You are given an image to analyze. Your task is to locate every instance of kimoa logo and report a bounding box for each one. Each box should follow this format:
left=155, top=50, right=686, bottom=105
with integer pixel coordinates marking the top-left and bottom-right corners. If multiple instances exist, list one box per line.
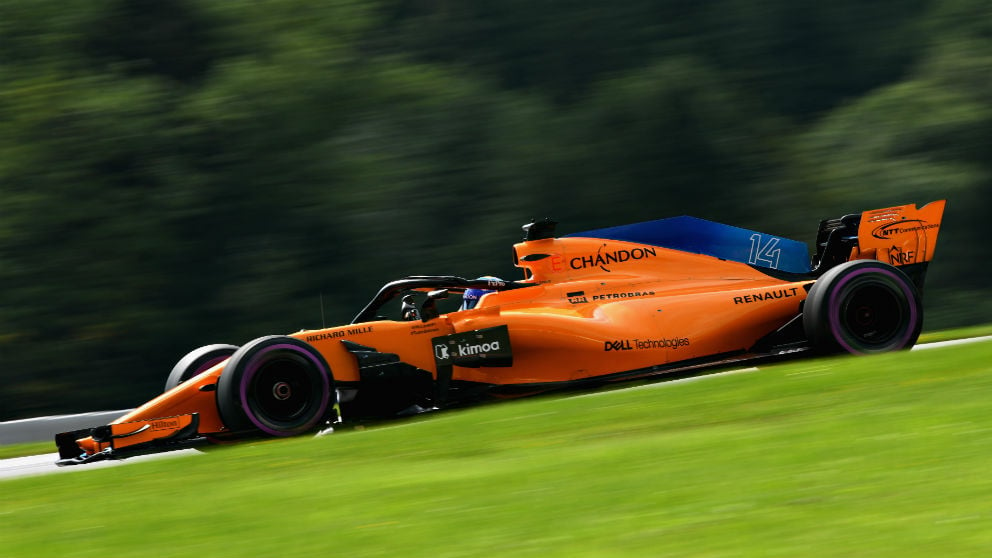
left=434, top=344, right=450, bottom=360
left=455, top=340, right=501, bottom=357
left=434, top=340, right=503, bottom=360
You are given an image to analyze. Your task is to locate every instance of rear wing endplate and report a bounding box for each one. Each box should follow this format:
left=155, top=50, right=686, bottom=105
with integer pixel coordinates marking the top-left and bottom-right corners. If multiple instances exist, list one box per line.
left=856, top=200, right=946, bottom=266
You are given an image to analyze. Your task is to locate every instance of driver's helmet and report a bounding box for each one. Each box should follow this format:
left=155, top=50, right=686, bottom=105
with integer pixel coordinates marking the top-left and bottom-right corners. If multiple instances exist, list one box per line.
left=460, top=276, right=501, bottom=310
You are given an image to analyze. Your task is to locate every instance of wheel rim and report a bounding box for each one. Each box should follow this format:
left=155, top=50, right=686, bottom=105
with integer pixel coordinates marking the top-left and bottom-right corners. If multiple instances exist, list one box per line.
left=827, top=267, right=918, bottom=353
left=236, top=343, right=331, bottom=435
left=248, top=356, right=315, bottom=423
left=840, top=283, right=903, bottom=346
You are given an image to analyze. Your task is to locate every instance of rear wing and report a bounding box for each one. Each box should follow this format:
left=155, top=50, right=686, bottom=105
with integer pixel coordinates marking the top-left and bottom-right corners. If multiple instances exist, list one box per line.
left=811, top=200, right=946, bottom=282
left=857, top=200, right=946, bottom=265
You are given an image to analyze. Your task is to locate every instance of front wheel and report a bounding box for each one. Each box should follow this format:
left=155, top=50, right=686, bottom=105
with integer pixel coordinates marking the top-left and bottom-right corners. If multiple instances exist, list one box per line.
left=803, top=260, right=923, bottom=354
left=216, top=336, right=335, bottom=437
left=165, top=344, right=239, bottom=392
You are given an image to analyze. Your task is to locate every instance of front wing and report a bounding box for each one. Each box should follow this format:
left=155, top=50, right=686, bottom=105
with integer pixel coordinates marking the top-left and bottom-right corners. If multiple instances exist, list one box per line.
left=55, top=413, right=201, bottom=466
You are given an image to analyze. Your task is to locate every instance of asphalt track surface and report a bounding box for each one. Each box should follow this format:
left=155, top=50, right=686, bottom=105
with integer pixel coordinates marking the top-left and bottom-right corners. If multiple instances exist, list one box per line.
left=2, top=335, right=989, bottom=482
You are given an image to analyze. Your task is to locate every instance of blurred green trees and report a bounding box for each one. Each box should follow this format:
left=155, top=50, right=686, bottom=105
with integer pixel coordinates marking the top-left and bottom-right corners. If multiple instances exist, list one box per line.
left=1, top=0, right=988, bottom=418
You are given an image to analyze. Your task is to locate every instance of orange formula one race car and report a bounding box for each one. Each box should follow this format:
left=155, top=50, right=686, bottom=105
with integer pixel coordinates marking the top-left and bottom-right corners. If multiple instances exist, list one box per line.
left=56, top=200, right=946, bottom=465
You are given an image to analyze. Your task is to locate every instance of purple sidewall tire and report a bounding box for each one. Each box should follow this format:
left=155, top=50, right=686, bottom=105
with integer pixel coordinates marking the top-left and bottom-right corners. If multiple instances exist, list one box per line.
left=804, top=260, right=923, bottom=355
left=217, top=336, right=334, bottom=437
left=238, top=344, right=331, bottom=436
left=825, top=267, right=918, bottom=354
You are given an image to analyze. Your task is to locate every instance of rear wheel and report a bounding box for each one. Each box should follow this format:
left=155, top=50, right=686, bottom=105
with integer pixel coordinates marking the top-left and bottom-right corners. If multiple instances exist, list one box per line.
left=217, top=336, right=335, bottom=436
left=803, top=260, right=922, bottom=354
left=165, top=344, right=239, bottom=392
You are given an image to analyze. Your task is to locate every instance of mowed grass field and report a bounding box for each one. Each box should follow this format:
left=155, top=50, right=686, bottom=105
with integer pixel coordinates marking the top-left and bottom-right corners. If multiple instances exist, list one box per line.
left=3, top=337, right=992, bottom=557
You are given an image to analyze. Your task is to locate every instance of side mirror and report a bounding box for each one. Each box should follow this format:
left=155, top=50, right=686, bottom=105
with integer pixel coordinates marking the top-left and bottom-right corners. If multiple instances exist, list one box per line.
left=420, top=289, right=449, bottom=322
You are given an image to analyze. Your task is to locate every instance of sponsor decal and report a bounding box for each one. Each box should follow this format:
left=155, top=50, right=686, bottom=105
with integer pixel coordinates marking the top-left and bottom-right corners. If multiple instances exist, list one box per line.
left=521, top=253, right=564, bottom=272
left=434, top=339, right=502, bottom=359
left=604, top=340, right=633, bottom=351
left=410, top=324, right=441, bottom=336
left=306, top=332, right=342, bottom=342
left=871, top=219, right=939, bottom=239
left=432, top=325, right=512, bottom=367
left=566, top=290, right=589, bottom=304
left=567, top=290, right=655, bottom=304
left=151, top=419, right=180, bottom=431
left=592, top=291, right=655, bottom=301
left=604, top=337, right=690, bottom=351
left=306, top=325, right=373, bottom=343
left=889, top=245, right=915, bottom=265
left=733, top=287, right=799, bottom=305
left=570, top=245, right=657, bottom=272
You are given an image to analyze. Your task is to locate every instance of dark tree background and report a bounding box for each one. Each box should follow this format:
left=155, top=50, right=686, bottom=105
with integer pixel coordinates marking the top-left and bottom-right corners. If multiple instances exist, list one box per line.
left=2, top=0, right=989, bottom=419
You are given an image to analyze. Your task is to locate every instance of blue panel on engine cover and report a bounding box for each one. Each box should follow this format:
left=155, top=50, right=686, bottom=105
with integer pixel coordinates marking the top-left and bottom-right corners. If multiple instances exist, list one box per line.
left=566, top=216, right=812, bottom=274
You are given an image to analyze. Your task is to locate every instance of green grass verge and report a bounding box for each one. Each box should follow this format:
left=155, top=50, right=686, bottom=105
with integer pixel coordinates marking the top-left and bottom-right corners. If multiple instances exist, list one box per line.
left=3, top=338, right=991, bottom=557
left=0, top=441, right=52, bottom=459
left=918, top=322, right=992, bottom=343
